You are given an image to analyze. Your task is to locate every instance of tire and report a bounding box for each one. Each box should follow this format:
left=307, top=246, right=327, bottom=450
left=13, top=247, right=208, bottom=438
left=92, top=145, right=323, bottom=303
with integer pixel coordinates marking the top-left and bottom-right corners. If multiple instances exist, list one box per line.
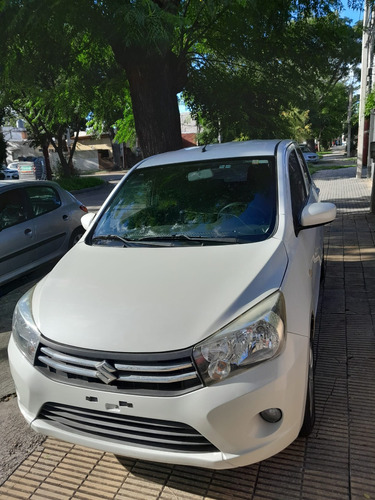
left=69, top=226, right=85, bottom=248
left=299, top=343, right=315, bottom=437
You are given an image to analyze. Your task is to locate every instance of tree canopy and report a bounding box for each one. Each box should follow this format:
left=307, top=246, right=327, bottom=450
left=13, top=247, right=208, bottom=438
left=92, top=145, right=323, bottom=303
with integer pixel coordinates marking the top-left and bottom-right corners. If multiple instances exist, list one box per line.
left=184, top=10, right=361, bottom=143
left=0, top=0, right=362, bottom=171
left=0, top=5, right=128, bottom=176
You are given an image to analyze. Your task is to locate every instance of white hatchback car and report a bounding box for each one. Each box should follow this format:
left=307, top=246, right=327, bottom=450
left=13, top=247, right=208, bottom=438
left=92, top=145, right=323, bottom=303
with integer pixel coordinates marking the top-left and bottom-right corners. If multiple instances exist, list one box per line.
left=9, top=140, right=336, bottom=469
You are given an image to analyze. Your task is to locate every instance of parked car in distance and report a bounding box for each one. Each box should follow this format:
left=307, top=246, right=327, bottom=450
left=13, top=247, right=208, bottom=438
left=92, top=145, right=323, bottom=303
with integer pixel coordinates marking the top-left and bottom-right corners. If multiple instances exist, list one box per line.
left=299, top=145, right=319, bottom=163
left=9, top=140, right=336, bottom=470
left=0, top=180, right=87, bottom=286
left=0, top=164, right=19, bottom=180
left=8, top=157, right=47, bottom=180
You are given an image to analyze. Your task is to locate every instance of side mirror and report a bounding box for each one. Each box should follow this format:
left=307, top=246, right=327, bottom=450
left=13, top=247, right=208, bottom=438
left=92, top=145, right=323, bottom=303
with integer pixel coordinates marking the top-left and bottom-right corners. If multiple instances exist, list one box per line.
left=300, top=202, right=336, bottom=228
left=81, top=212, right=96, bottom=230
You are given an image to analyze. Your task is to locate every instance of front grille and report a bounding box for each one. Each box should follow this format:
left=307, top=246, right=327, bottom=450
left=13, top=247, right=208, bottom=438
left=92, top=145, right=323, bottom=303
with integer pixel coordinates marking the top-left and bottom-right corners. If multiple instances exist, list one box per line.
left=38, top=402, right=218, bottom=453
left=35, top=340, right=203, bottom=396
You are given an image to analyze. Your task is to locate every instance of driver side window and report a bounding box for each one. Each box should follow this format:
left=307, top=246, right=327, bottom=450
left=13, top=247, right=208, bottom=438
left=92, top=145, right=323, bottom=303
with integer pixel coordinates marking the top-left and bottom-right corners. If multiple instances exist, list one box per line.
left=288, top=149, right=308, bottom=231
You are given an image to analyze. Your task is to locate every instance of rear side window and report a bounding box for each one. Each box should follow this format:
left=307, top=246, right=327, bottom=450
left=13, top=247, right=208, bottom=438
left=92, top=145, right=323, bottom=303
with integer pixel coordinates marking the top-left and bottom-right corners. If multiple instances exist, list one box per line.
left=27, top=186, right=62, bottom=217
left=0, top=189, right=28, bottom=230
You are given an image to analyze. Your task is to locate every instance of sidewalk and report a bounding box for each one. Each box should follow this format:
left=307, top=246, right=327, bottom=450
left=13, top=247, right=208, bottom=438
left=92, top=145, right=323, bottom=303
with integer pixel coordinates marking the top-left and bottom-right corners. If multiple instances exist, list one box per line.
left=311, top=167, right=375, bottom=500
left=1, top=165, right=375, bottom=499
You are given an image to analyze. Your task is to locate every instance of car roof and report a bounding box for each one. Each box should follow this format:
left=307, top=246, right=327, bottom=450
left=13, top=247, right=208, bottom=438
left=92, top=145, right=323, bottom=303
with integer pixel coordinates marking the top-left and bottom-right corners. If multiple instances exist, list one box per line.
left=0, top=180, right=60, bottom=192
left=137, top=139, right=294, bottom=168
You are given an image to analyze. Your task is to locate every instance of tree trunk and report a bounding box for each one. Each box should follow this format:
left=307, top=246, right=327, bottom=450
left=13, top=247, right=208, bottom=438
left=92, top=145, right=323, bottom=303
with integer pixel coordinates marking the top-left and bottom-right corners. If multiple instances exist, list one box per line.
left=55, top=128, right=70, bottom=177
left=109, top=127, right=121, bottom=169
left=68, top=126, right=81, bottom=175
left=122, top=50, right=183, bottom=158
left=42, top=142, right=53, bottom=180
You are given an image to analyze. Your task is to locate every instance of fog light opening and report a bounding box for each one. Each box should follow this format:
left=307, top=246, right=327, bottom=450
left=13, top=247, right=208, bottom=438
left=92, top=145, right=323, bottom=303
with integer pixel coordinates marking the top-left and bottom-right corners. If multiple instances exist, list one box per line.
left=260, top=408, right=282, bottom=423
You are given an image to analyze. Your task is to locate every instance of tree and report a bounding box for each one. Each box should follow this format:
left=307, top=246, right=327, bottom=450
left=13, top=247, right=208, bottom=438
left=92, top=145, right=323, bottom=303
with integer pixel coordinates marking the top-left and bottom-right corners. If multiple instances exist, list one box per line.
left=285, top=13, right=361, bottom=146
left=0, top=0, right=351, bottom=166
left=308, top=83, right=349, bottom=148
left=0, top=4, right=127, bottom=177
left=86, top=79, right=134, bottom=169
left=281, top=109, right=313, bottom=144
left=184, top=11, right=361, bottom=143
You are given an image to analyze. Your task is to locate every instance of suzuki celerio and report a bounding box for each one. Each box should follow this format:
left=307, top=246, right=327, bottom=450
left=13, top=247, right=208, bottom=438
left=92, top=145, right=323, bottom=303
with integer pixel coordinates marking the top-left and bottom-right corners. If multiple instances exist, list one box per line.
left=9, top=140, right=336, bottom=469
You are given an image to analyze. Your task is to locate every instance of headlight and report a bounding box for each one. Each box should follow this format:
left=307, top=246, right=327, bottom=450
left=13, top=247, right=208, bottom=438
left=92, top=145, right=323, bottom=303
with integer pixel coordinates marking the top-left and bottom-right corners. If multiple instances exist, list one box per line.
left=12, top=286, right=40, bottom=364
left=193, top=292, right=285, bottom=385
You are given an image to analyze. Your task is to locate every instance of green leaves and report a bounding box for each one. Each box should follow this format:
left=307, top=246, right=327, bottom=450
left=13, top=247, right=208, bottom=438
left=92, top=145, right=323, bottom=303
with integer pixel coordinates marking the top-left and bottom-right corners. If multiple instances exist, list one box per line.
left=184, top=6, right=360, bottom=143
left=0, top=0, right=362, bottom=163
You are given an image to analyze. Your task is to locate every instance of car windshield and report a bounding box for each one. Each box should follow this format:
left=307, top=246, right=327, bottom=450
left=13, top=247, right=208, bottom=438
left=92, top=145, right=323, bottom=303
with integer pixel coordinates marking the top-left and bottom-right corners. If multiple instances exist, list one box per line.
left=91, top=157, right=277, bottom=246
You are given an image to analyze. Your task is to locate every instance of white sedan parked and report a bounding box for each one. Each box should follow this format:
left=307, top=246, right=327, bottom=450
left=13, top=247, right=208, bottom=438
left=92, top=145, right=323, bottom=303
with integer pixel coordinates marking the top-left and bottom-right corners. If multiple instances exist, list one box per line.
left=300, top=145, right=319, bottom=163
left=0, top=180, right=87, bottom=286
left=9, top=140, right=336, bottom=469
left=0, top=164, right=19, bottom=179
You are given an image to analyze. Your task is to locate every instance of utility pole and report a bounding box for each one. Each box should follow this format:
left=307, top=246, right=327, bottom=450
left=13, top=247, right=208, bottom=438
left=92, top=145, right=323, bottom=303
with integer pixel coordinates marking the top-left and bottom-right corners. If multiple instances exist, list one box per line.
left=347, top=81, right=353, bottom=158
left=370, top=108, right=375, bottom=212
left=357, top=0, right=375, bottom=178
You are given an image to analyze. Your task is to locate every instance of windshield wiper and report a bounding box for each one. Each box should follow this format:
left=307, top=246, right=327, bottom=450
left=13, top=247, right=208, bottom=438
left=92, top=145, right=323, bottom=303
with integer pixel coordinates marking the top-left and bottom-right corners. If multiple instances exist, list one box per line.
left=91, top=234, right=137, bottom=247
left=91, top=234, right=167, bottom=247
left=92, top=233, right=240, bottom=247
left=138, top=234, right=238, bottom=245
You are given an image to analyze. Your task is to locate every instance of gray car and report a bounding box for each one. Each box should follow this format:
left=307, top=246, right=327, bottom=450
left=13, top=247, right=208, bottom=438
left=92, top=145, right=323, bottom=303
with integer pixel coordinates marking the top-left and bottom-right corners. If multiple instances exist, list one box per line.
left=0, top=180, right=87, bottom=285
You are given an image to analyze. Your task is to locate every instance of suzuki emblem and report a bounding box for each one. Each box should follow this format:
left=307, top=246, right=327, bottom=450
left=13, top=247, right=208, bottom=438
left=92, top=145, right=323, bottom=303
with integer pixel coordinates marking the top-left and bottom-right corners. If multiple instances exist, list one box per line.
left=95, top=360, right=117, bottom=384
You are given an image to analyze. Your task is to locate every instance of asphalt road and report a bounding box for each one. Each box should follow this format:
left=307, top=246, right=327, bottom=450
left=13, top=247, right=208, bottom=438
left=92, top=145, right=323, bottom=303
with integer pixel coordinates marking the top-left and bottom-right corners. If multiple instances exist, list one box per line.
left=75, top=172, right=125, bottom=211
left=0, top=178, right=119, bottom=485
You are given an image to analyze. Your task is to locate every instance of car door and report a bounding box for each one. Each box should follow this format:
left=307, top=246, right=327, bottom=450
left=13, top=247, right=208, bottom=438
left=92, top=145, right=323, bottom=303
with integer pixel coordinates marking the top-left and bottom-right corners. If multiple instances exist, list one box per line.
left=0, top=187, right=36, bottom=283
left=294, top=146, right=322, bottom=306
left=283, top=146, right=323, bottom=327
left=25, top=185, right=70, bottom=263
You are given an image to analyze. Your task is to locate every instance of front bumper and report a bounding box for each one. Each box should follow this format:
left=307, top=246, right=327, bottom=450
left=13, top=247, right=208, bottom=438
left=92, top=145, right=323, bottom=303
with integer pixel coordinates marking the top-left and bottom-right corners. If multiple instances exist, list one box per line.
left=8, top=333, right=310, bottom=469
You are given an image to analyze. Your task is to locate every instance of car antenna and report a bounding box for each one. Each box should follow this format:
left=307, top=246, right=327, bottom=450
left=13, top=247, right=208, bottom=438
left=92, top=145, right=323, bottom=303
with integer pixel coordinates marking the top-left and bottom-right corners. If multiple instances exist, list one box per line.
left=202, top=144, right=208, bottom=152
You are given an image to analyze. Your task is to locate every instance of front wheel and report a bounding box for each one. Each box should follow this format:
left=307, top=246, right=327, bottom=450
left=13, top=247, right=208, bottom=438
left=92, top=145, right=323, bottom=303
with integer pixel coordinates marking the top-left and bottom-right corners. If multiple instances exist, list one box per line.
left=299, top=343, right=315, bottom=437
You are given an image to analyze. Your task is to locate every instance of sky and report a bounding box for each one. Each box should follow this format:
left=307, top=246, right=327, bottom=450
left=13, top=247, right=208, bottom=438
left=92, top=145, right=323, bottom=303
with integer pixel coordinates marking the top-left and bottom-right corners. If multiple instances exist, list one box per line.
left=341, top=1, right=363, bottom=24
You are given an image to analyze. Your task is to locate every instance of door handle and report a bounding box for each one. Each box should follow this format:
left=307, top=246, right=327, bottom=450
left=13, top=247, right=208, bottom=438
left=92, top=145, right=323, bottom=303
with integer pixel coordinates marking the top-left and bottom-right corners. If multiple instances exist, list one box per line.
left=24, top=228, right=33, bottom=237
left=62, top=215, right=69, bottom=221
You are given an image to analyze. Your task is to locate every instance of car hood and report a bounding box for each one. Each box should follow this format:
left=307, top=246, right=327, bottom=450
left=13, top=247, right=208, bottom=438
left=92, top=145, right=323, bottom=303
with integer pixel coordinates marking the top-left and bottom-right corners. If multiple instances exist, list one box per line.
left=32, top=239, right=288, bottom=352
